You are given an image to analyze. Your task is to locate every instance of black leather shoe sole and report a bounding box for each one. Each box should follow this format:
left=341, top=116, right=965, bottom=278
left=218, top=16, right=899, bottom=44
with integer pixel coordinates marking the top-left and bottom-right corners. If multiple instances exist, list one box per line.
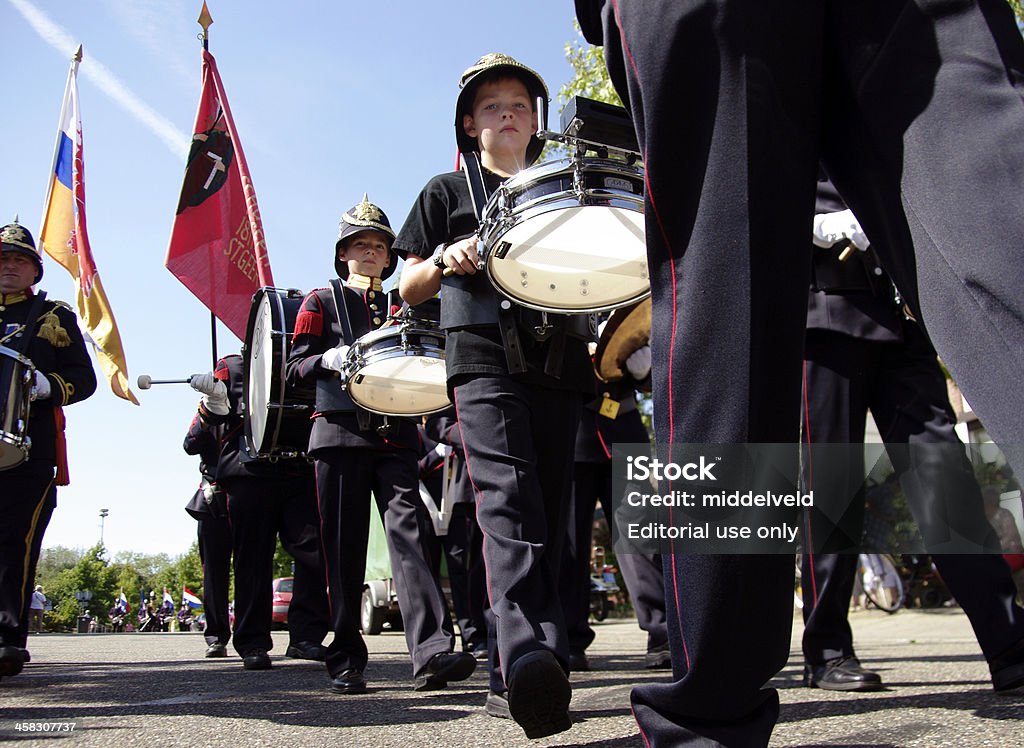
left=330, top=671, right=368, bottom=694
left=0, top=647, right=24, bottom=678
left=990, top=638, right=1024, bottom=692
left=507, top=651, right=572, bottom=740
left=414, top=651, right=476, bottom=691
left=285, top=644, right=326, bottom=661
left=804, top=665, right=883, bottom=692
left=242, top=653, right=272, bottom=671
left=205, top=643, right=228, bottom=658
left=485, top=691, right=511, bottom=719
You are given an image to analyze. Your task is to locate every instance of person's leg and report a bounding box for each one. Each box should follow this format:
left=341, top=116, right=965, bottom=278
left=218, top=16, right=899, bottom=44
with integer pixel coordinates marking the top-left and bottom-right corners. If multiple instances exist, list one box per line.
left=1, top=463, right=56, bottom=675
left=373, top=449, right=460, bottom=683
left=601, top=1, right=822, bottom=743
left=315, top=450, right=372, bottom=679
left=559, top=461, right=599, bottom=665
left=872, top=322, right=1024, bottom=683
left=198, top=515, right=232, bottom=649
left=225, top=479, right=277, bottom=664
left=276, top=469, right=329, bottom=653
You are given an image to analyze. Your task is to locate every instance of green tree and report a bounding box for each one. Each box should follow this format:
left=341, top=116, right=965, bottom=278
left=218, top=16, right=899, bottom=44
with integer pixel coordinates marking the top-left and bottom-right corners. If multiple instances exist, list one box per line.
left=560, top=23, right=621, bottom=108
left=43, top=543, right=119, bottom=631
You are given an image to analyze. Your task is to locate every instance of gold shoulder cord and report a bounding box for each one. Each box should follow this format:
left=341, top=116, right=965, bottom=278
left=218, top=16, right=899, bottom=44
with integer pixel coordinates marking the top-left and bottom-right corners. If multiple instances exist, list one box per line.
left=37, top=304, right=71, bottom=348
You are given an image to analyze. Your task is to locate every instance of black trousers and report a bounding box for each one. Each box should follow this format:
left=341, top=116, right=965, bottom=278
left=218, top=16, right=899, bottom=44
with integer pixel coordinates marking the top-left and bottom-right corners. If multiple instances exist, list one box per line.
left=197, top=515, right=232, bottom=647
left=421, top=492, right=487, bottom=652
left=314, top=447, right=453, bottom=678
left=223, top=470, right=328, bottom=656
left=596, top=1, right=1024, bottom=744
left=801, top=323, right=1024, bottom=664
left=562, top=460, right=668, bottom=655
left=452, top=375, right=582, bottom=692
left=0, top=461, right=56, bottom=649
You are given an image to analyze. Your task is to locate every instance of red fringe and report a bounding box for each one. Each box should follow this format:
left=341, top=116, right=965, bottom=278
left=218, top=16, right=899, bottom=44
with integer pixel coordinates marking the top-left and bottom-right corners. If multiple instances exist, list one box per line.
left=54, top=407, right=69, bottom=486
left=293, top=309, right=323, bottom=338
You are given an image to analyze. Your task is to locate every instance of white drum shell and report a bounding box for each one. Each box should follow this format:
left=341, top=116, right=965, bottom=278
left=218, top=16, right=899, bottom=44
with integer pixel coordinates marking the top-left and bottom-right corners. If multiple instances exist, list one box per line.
left=480, top=158, right=649, bottom=313
left=344, top=325, right=449, bottom=417
left=0, top=345, right=34, bottom=470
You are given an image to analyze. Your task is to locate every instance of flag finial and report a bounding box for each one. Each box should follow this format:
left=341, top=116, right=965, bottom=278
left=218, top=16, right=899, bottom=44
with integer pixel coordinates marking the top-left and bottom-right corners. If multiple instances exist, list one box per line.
left=198, top=2, right=213, bottom=39
left=73, top=44, right=83, bottom=63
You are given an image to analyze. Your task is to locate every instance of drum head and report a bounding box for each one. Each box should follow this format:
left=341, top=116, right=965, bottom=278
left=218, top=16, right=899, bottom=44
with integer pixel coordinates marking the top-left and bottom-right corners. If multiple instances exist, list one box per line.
left=486, top=204, right=648, bottom=313
left=593, top=297, right=652, bottom=382
left=348, top=341, right=449, bottom=417
left=245, top=291, right=275, bottom=454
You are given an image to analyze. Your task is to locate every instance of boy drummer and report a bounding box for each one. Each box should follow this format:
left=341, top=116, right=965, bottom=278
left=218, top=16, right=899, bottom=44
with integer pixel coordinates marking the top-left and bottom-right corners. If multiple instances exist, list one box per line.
left=396, top=54, right=595, bottom=739
left=285, top=196, right=474, bottom=694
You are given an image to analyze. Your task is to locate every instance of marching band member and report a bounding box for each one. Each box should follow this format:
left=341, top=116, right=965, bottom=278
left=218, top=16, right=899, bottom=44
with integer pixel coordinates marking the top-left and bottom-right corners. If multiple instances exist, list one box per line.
left=187, top=355, right=329, bottom=670
left=562, top=336, right=670, bottom=673
left=286, top=197, right=474, bottom=695
left=396, top=54, right=595, bottom=739
left=0, top=221, right=96, bottom=680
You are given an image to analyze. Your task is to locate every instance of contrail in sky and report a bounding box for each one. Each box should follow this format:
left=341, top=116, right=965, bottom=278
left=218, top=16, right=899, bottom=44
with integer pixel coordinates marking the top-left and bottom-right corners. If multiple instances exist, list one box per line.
left=10, top=0, right=191, bottom=157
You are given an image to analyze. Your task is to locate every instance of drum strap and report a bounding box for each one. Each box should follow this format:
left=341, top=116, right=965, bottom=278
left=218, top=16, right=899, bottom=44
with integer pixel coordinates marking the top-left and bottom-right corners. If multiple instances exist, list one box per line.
left=463, top=152, right=526, bottom=374
left=11, top=291, right=48, bottom=357
left=328, top=279, right=355, bottom=345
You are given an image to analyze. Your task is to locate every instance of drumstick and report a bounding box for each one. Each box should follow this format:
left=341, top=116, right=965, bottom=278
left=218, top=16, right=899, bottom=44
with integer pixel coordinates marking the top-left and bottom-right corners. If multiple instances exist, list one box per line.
left=137, top=374, right=195, bottom=390
left=442, top=260, right=485, bottom=278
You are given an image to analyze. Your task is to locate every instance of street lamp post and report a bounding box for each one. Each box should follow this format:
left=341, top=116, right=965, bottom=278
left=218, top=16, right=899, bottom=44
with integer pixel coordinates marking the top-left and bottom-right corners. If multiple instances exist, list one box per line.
left=99, top=508, right=109, bottom=544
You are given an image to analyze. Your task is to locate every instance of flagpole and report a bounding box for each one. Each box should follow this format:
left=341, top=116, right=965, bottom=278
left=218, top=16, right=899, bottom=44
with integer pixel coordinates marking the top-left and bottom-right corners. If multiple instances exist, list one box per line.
left=39, top=45, right=82, bottom=243
left=197, top=3, right=218, bottom=368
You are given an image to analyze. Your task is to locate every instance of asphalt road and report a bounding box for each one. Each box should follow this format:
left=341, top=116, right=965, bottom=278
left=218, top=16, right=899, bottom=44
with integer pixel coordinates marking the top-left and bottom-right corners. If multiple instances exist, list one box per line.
left=1, top=608, right=1021, bottom=747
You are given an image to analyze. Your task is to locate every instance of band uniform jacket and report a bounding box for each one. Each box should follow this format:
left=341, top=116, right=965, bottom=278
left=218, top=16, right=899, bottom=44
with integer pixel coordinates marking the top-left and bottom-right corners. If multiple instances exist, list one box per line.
left=808, top=178, right=902, bottom=342
left=0, top=290, right=96, bottom=466
left=286, top=283, right=417, bottom=453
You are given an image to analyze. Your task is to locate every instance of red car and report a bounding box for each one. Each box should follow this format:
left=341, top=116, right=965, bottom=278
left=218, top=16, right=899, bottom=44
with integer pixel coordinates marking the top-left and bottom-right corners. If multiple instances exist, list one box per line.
left=271, top=577, right=293, bottom=629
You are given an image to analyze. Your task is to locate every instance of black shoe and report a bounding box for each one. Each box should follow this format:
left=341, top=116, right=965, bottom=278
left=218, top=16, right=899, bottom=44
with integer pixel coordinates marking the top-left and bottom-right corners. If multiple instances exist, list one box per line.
left=242, top=650, right=272, bottom=670
left=989, top=637, right=1024, bottom=692
left=466, top=640, right=489, bottom=661
left=485, top=690, right=511, bottom=719
left=0, top=646, right=25, bottom=678
left=19, top=648, right=30, bottom=664
left=645, top=641, right=672, bottom=670
left=568, top=651, right=592, bottom=672
left=413, top=650, right=476, bottom=691
left=507, top=650, right=572, bottom=740
left=330, top=668, right=368, bottom=694
left=285, top=641, right=327, bottom=661
left=205, top=642, right=228, bottom=658
left=804, top=656, right=882, bottom=691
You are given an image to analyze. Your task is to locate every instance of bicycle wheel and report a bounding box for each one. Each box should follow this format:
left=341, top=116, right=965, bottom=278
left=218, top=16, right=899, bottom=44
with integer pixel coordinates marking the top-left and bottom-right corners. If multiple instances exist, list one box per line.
left=860, top=553, right=904, bottom=613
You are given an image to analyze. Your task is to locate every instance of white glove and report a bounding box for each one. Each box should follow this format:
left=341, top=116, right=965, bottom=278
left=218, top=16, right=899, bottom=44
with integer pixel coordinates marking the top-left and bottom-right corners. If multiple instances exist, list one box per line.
left=812, top=209, right=869, bottom=250
left=625, top=345, right=652, bottom=381
left=320, top=345, right=350, bottom=373
left=31, top=370, right=52, bottom=401
left=190, top=372, right=229, bottom=415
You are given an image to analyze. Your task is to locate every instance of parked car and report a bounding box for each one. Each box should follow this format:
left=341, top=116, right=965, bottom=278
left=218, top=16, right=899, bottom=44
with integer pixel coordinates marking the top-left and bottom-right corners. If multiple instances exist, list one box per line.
left=271, top=577, right=293, bottom=629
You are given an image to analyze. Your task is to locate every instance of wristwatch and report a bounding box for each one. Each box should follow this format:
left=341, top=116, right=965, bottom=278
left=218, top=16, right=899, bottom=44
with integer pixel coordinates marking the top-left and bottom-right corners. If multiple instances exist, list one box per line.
left=432, top=243, right=447, bottom=270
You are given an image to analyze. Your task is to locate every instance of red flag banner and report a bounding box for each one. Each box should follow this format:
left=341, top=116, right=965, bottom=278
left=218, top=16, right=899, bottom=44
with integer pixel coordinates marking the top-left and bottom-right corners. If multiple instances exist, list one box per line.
left=165, top=49, right=273, bottom=340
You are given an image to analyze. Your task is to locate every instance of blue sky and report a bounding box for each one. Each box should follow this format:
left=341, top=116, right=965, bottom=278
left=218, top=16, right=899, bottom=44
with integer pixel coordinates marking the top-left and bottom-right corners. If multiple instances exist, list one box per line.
left=3, top=0, right=585, bottom=556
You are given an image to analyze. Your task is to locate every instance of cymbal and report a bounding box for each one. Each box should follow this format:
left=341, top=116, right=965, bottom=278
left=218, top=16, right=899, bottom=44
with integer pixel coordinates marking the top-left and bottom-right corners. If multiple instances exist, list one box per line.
left=593, top=297, right=651, bottom=382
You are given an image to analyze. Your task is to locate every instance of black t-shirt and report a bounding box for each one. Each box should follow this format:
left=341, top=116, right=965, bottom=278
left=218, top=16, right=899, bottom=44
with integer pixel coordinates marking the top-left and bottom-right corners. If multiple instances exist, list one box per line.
left=394, top=169, right=594, bottom=394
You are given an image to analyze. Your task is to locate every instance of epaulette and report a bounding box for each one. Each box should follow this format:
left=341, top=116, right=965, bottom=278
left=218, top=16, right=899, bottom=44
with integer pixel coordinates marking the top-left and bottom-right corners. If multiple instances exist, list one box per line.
left=37, top=302, right=73, bottom=348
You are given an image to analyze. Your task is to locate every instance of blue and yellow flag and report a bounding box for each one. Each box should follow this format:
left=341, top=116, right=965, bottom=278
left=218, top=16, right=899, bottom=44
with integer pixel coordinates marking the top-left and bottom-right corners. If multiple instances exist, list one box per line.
left=39, top=48, right=137, bottom=404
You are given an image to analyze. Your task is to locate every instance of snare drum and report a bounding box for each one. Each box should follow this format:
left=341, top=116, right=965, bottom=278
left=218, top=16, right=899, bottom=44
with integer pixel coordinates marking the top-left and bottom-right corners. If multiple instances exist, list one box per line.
left=479, top=157, right=649, bottom=313
left=343, top=321, right=449, bottom=417
left=0, top=345, right=34, bottom=470
left=243, top=287, right=314, bottom=459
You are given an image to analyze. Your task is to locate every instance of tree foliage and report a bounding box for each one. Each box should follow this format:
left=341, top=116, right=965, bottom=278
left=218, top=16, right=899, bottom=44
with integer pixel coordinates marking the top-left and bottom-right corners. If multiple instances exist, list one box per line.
left=559, top=23, right=620, bottom=108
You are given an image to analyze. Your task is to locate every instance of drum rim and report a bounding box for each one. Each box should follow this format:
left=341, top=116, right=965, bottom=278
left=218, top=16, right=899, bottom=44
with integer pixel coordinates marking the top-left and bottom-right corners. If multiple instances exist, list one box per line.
left=0, top=344, right=36, bottom=367
left=495, top=156, right=645, bottom=192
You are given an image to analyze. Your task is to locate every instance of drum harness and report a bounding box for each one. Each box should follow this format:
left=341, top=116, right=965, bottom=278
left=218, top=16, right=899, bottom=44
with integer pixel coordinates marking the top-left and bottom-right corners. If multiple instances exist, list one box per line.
left=328, top=277, right=395, bottom=435
left=463, top=153, right=595, bottom=378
